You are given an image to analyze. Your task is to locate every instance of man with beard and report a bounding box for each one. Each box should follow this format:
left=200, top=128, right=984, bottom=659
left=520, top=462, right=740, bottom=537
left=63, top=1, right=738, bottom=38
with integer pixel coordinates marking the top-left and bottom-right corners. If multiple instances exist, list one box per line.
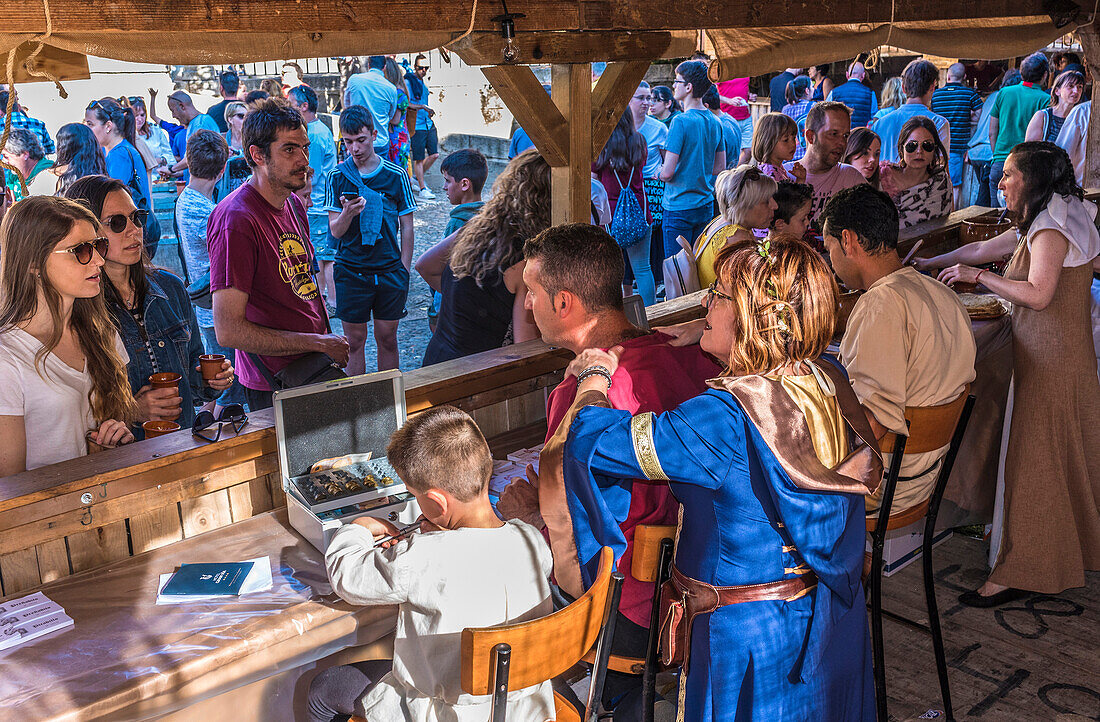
left=325, top=105, right=417, bottom=374
left=498, top=223, right=718, bottom=719
left=209, top=99, right=348, bottom=410
left=788, top=101, right=866, bottom=226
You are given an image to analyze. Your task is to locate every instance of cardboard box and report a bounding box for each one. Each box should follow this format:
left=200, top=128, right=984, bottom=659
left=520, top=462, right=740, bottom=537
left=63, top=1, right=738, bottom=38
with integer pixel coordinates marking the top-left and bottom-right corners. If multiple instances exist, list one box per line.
left=869, top=521, right=953, bottom=577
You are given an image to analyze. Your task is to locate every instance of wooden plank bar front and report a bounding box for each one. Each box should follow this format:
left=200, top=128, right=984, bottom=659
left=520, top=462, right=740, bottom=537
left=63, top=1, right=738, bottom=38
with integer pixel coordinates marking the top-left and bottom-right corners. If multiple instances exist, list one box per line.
left=0, top=209, right=991, bottom=595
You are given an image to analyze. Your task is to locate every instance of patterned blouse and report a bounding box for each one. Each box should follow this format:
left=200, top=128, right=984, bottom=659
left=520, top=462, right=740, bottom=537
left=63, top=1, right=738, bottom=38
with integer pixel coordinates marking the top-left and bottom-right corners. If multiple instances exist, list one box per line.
left=879, top=163, right=953, bottom=229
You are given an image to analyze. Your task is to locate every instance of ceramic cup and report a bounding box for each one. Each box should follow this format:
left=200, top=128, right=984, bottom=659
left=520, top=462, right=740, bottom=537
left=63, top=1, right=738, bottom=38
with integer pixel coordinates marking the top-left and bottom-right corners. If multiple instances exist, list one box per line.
left=143, top=420, right=181, bottom=438
left=199, top=354, right=225, bottom=382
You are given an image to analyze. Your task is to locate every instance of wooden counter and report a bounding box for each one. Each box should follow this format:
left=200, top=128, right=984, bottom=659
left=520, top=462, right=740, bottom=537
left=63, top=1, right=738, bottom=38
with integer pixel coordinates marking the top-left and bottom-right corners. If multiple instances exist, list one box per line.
left=0, top=207, right=996, bottom=597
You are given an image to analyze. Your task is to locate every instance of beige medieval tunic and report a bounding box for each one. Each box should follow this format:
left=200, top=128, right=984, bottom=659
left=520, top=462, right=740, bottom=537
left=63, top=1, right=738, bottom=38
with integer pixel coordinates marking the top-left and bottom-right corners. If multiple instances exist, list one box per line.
left=989, top=196, right=1100, bottom=593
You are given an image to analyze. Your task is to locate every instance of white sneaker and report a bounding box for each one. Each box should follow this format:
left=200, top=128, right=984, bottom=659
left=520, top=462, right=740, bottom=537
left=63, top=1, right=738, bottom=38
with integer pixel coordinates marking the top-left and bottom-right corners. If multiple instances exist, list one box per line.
left=418, top=187, right=436, bottom=200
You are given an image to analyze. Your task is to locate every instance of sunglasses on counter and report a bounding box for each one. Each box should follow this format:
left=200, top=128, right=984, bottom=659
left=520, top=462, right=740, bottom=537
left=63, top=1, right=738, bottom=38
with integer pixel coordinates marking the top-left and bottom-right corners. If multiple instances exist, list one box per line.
left=192, top=404, right=248, bottom=443
left=904, top=140, right=937, bottom=154
left=53, top=237, right=108, bottom=265
left=101, top=209, right=149, bottom=234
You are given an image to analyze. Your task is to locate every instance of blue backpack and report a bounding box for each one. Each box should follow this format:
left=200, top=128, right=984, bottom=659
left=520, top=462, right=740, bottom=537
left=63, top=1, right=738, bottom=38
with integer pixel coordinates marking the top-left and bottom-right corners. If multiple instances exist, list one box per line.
left=608, top=167, right=649, bottom=248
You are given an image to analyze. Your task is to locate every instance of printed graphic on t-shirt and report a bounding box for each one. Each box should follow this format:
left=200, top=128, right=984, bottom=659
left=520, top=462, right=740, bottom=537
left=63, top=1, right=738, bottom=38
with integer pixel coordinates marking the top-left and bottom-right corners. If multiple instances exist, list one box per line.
left=277, top=231, right=319, bottom=300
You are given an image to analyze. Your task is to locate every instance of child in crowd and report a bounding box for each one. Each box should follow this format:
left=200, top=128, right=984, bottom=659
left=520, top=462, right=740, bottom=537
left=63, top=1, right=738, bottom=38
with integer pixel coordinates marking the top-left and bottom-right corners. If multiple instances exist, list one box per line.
left=325, top=104, right=417, bottom=375
left=440, top=148, right=488, bottom=235
left=311, top=405, right=555, bottom=722
left=751, top=112, right=807, bottom=183
left=768, top=181, right=814, bottom=239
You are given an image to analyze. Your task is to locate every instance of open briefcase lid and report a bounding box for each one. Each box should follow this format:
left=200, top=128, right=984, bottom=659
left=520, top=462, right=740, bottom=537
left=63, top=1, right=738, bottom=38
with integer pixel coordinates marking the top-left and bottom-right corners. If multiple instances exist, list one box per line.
left=272, top=370, right=407, bottom=495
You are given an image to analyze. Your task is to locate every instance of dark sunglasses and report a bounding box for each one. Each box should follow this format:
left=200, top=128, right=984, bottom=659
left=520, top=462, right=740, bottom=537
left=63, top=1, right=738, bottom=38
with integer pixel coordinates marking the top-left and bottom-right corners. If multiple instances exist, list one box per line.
left=904, top=139, right=937, bottom=154
left=53, top=237, right=108, bottom=265
left=415, top=65, right=429, bottom=71
left=101, top=209, right=149, bottom=234
left=192, top=404, right=248, bottom=443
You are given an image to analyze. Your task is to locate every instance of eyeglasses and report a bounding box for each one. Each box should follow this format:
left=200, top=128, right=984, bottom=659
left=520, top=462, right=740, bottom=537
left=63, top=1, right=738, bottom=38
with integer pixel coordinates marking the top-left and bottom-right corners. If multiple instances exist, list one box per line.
left=632, top=95, right=652, bottom=103
left=192, top=404, right=248, bottom=443
left=101, top=209, right=149, bottom=234
left=415, top=66, right=429, bottom=71
left=904, top=139, right=937, bottom=154
left=86, top=99, right=105, bottom=111
left=671, top=79, right=687, bottom=85
left=53, top=237, right=108, bottom=265
left=705, top=280, right=735, bottom=309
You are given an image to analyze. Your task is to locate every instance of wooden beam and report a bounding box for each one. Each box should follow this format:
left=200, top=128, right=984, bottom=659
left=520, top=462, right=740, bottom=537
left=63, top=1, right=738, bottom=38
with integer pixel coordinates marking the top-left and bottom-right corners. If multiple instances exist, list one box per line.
left=453, top=30, right=684, bottom=66
left=1077, top=24, right=1100, bottom=188
left=551, top=63, right=593, bottom=225
left=481, top=65, right=569, bottom=167
left=591, top=61, right=652, bottom=158
left=0, top=0, right=1048, bottom=34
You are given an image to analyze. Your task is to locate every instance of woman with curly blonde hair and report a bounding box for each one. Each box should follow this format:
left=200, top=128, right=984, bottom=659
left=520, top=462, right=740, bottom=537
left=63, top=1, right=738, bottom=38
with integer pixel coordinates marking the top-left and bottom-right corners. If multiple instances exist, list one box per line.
left=0, top=196, right=138, bottom=473
left=562, top=233, right=878, bottom=720
left=418, top=148, right=551, bottom=365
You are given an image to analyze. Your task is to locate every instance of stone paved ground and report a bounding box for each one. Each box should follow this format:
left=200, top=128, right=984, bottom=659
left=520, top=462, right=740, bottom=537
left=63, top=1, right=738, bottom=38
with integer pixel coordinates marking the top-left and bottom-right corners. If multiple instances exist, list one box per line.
left=154, top=158, right=507, bottom=373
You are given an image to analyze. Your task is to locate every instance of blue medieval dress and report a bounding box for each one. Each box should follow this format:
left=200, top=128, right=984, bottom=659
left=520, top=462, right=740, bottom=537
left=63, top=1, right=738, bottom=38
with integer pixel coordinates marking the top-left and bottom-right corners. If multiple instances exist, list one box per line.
left=561, top=361, right=880, bottom=721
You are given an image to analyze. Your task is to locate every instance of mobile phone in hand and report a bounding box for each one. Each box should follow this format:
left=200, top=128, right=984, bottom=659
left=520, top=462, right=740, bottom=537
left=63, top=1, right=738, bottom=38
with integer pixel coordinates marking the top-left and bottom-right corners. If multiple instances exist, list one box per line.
left=341, top=192, right=360, bottom=201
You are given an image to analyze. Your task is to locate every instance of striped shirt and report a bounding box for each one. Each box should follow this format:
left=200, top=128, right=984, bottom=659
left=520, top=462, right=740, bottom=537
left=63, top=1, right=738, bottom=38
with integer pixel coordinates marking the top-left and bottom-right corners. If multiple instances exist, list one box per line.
left=931, top=83, right=984, bottom=153
left=0, top=110, right=54, bottom=154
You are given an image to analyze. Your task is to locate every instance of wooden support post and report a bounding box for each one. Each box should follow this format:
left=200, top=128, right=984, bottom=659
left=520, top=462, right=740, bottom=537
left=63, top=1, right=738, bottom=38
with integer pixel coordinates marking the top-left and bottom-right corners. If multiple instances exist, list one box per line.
left=591, top=61, right=652, bottom=158
left=551, top=63, right=592, bottom=225
left=1076, top=25, right=1100, bottom=187
left=481, top=65, right=569, bottom=166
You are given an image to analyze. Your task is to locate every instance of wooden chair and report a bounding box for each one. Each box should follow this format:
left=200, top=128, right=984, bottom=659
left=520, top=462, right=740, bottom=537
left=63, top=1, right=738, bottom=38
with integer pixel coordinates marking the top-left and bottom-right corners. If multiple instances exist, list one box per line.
left=866, top=385, right=976, bottom=722
left=460, top=545, right=625, bottom=722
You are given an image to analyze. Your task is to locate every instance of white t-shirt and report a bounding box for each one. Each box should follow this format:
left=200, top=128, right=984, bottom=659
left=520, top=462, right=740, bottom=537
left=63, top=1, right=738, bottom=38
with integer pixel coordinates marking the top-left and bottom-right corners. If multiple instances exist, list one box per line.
left=327, top=519, right=556, bottom=722
left=0, top=327, right=129, bottom=471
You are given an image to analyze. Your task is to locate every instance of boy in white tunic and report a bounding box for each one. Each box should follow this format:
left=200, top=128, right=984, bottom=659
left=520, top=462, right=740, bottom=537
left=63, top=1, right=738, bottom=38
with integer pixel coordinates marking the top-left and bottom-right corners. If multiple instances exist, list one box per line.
left=316, top=405, right=556, bottom=722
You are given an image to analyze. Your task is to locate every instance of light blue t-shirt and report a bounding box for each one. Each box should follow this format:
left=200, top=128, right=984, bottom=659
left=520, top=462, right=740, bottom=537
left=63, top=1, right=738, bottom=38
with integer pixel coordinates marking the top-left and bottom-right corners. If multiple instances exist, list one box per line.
left=187, top=112, right=220, bottom=138
left=637, top=115, right=668, bottom=179
left=175, top=186, right=216, bottom=328
left=411, top=80, right=432, bottom=132
left=872, top=103, right=950, bottom=163
left=306, top=119, right=337, bottom=217
left=509, top=127, right=534, bottom=159
left=967, top=92, right=998, bottom=163
left=346, top=69, right=398, bottom=148
left=717, top=113, right=743, bottom=170
left=664, top=108, right=723, bottom=212
left=105, top=140, right=151, bottom=210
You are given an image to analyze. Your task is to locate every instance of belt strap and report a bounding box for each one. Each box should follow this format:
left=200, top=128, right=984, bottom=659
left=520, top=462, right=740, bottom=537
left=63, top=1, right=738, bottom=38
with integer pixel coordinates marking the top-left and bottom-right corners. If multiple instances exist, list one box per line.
left=672, top=565, right=817, bottom=614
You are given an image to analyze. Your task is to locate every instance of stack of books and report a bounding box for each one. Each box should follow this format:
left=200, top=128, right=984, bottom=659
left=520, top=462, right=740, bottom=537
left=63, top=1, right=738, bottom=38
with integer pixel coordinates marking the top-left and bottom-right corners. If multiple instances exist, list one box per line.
left=0, top=592, right=74, bottom=651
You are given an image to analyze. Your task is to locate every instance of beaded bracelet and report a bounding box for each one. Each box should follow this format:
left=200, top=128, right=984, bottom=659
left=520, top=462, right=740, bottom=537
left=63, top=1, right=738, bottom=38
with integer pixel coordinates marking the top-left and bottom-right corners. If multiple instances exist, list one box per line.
left=577, top=365, right=613, bottom=389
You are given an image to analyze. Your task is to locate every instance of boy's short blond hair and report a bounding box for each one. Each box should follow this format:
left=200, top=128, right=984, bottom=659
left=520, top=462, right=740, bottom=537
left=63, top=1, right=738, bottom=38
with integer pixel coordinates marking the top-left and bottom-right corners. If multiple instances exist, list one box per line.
left=386, top=405, right=492, bottom=501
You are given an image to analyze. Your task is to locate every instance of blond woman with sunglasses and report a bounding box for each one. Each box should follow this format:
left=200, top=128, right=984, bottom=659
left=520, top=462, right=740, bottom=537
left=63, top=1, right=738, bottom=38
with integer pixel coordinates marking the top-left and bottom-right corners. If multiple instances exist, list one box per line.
left=0, top=196, right=138, bottom=474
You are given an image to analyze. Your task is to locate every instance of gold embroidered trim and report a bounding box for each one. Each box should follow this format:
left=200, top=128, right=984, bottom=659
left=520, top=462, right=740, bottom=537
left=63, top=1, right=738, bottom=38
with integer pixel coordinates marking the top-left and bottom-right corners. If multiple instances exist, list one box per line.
left=781, top=545, right=796, bottom=553
left=785, top=565, right=812, bottom=575
left=631, top=412, right=669, bottom=482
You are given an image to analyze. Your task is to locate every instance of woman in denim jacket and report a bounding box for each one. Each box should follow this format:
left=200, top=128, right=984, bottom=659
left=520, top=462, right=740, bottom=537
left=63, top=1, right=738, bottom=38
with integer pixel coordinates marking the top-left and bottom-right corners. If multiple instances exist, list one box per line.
left=65, top=176, right=234, bottom=433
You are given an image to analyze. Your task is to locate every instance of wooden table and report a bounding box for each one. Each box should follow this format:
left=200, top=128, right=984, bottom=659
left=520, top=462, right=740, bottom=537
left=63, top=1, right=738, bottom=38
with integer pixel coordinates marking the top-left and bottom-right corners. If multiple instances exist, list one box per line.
left=0, top=509, right=396, bottom=721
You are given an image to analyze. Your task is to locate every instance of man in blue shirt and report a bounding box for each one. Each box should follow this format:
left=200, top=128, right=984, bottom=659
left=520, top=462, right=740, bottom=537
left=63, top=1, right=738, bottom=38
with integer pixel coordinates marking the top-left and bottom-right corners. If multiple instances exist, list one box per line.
left=659, top=60, right=725, bottom=260
left=872, top=59, right=951, bottom=165
left=325, top=105, right=417, bottom=374
left=769, top=68, right=801, bottom=112
left=0, top=89, right=54, bottom=155
left=163, top=90, right=220, bottom=178
left=288, top=84, right=339, bottom=312
left=344, top=56, right=398, bottom=156
left=407, top=54, right=439, bottom=201
left=931, top=62, right=984, bottom=205
left=827, top=62, right=878, bottom=128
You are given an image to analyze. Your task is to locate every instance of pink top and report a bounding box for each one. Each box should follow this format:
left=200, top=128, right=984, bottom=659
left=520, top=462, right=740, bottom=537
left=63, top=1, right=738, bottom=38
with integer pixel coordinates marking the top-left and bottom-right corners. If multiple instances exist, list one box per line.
left=759, top=162, right=796, bottom=183
left=717, top=78, right=751, bottom=121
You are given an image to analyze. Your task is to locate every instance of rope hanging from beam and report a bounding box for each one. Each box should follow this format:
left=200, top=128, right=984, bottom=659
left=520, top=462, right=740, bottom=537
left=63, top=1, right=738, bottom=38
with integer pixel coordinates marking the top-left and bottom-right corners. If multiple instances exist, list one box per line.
left=2, top=0, right=67, bottom=198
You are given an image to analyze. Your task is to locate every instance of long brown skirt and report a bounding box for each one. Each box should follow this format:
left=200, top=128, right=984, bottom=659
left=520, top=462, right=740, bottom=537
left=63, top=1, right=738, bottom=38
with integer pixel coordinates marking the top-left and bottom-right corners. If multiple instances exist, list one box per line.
left=989, top=242, right=1100, bottom=593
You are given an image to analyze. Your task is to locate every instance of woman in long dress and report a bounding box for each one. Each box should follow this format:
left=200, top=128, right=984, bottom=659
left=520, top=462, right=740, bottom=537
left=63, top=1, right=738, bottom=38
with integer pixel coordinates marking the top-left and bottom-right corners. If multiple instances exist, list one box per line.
left=917, top=141, right=1100, bottom=605
left=559, top=235, right=879, bottom=720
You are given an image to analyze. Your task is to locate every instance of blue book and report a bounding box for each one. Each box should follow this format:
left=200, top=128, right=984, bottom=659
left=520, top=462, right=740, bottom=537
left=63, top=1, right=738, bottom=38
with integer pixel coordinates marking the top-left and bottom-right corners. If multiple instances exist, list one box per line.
left=160, top=561, right=256, bottom=596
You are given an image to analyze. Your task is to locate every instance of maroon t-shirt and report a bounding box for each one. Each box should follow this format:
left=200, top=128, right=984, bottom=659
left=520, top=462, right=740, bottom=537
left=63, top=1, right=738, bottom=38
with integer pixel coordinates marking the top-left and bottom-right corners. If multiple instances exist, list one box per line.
left=208, top=182, right=326, bottom=391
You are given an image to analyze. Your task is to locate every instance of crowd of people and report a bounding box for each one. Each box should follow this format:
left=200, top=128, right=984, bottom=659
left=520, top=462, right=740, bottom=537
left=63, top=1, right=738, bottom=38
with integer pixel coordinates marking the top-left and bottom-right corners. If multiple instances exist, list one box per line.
left=0, top=48, right=1097, bottom=721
